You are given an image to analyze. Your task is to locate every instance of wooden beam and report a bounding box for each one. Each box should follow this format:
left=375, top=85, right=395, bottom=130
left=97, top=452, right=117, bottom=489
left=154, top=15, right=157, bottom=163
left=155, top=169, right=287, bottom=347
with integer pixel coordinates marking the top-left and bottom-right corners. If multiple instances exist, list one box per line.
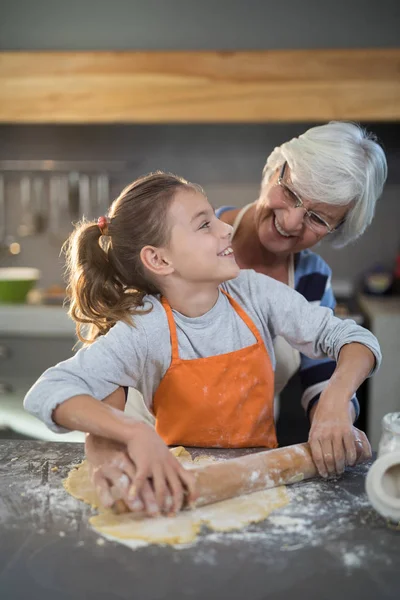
left=0, top=49, right=399, bottom=123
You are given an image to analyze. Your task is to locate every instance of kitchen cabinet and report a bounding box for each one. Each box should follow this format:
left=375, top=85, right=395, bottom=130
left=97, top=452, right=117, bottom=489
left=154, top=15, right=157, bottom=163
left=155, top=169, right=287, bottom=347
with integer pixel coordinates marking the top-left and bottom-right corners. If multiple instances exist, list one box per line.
left=0, top=304, right=83, bottom=441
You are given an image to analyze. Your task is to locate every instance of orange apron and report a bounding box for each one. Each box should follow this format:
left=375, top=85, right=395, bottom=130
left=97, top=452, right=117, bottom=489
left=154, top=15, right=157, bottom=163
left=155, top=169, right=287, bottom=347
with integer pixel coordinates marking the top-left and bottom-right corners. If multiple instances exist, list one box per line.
left=153, top=290, right=277, bottom=448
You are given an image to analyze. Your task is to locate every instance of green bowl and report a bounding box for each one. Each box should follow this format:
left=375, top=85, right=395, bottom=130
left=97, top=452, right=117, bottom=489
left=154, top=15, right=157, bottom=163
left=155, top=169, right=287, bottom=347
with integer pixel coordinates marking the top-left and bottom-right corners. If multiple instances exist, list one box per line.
left=0, top=268, right=41, bottom=304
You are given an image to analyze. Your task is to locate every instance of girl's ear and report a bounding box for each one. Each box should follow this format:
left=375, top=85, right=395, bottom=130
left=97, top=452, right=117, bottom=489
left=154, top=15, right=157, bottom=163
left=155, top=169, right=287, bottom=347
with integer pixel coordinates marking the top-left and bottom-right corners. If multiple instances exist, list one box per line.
left=140, top=246, right=174, bottom=277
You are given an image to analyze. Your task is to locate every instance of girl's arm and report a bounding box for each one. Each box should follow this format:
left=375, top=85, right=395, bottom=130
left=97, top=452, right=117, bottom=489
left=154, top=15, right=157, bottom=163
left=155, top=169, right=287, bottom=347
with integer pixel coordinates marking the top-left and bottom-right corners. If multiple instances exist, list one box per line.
left=24, top=310, right=193, bottom=515
left=252, top=271, right=381, bottom=372
left=24, top=317, right=153, bottom=435
left=53, top=392, right=145, bottom=444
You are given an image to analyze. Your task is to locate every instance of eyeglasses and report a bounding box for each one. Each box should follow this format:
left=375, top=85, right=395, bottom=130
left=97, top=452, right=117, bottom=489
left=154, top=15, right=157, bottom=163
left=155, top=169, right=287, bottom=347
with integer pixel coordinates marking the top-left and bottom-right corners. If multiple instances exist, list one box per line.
left=277, top=162, right=340, bottom=235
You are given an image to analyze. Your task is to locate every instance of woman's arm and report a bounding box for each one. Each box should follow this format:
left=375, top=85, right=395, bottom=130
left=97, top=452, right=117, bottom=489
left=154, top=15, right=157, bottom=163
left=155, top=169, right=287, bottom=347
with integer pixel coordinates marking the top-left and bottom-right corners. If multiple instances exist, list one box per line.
left=84, top=386, right=126, bottom=464
left=307, top=343, right=373, bottom=477
left=295, top=255, right=360, bottom=422
left=54, top=390, right=195, bottom=516
left=290, top=256, right=367, bottom=474
left=84, top=387, right=164, bottom=517
left=249, top=271, right=380, bottom=476
left=79, top=387, right=195, bottom=516
left=84, top=388, right=136, bottom=507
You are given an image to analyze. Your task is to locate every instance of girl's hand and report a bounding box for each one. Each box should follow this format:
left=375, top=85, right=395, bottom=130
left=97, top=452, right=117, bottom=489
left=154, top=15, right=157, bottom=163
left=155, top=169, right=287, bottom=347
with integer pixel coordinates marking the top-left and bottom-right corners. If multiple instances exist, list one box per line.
left=308, top=395, right=372, bottom=478
left=125, top=422, right=197, bottom=516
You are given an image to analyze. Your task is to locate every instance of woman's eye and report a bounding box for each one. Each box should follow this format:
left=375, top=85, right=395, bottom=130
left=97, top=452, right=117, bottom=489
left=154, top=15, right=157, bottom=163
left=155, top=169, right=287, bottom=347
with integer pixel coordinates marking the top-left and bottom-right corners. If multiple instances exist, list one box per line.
left=310, top=213, right=326, bottom=227
left=199, top=221, right=211, bottom=230
left=283, top=187, right=296, bottom=205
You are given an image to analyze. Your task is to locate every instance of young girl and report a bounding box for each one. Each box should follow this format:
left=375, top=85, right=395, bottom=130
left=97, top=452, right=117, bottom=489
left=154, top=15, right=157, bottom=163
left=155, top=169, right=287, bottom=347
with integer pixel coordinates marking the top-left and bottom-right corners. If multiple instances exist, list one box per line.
left=24, top=172, right=380, bottom=518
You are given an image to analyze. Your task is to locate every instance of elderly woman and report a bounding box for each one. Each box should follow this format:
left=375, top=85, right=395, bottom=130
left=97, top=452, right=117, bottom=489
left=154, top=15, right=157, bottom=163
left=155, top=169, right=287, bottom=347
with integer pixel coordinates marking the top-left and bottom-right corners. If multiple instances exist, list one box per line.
left=215, top=120, right=387, bottom=465
left=84, top=121, right=387, bottom=510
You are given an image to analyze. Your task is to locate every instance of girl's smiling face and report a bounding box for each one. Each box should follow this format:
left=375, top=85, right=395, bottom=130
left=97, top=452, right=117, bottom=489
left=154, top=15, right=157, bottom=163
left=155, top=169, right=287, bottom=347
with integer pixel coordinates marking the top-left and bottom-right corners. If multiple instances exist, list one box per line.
left=164, top=188, right=240, bottom=285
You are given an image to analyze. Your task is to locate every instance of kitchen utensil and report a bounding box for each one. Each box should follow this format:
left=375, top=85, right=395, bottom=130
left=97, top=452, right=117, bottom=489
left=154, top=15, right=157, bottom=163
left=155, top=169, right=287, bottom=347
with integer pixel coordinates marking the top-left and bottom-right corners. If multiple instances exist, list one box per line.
left=0, top=175, right=9, bottom=252
left=31, top=177, right=47, bottom=234
left=0, top=175, right=20, bottom=256
left=48, top=174, right=72, bottom=245
left=0, top=267, right=40, bottom=304
left=18, top=176, right=48, bottom=236
left=113, top=442, right=319, bottom=515
left=79, top=174, right=92, bottom=219
left=366, top=412, right=400, bottom=525
left=96, top=174, right=110, bottom=216
left=18, top=176, right=35, bottom=237
left=68, top=172, right=80, bottom=222
left=0, top=175, right=5, bottom=246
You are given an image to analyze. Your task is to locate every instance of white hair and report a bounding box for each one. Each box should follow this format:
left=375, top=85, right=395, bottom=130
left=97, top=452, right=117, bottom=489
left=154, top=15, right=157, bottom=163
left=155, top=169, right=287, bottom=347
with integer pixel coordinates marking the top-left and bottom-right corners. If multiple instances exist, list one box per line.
left=262, top=121, right=388, bottom=247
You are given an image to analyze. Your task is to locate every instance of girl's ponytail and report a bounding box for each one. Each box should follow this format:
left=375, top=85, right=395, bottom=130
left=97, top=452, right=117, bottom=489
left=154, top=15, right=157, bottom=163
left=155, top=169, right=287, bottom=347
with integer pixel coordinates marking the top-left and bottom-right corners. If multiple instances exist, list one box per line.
left=63, top=171, right=199, bottom=344
left=64, top=219, right=147, bottom=344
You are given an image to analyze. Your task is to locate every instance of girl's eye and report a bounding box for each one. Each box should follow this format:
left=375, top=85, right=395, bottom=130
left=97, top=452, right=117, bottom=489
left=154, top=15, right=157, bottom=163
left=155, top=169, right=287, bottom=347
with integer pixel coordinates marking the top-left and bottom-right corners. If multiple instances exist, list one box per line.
left=199, top=221, right=211, bottom=230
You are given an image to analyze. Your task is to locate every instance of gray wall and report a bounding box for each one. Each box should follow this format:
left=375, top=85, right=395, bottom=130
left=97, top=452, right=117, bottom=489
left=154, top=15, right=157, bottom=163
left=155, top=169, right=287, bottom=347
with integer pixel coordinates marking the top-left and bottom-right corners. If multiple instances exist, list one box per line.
left=1, top=0, right=400, bottom=50
left=1, top=1, right=399, bottom=289
left=1, top=123, right=399, bottom=290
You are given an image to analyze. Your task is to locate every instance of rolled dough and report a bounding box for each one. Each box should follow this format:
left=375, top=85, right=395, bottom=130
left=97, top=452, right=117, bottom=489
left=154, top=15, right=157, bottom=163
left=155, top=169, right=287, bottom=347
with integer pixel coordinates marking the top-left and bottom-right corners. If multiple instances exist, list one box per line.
left=63, top=446, right=289, bottom=547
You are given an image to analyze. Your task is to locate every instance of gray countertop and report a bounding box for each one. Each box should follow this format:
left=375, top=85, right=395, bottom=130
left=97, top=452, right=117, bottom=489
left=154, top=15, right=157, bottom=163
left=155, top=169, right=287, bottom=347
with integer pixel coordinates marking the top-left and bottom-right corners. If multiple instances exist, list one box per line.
left=0, top=304, right=75, bottom=337
left=0, top=440, right=399, bottom=600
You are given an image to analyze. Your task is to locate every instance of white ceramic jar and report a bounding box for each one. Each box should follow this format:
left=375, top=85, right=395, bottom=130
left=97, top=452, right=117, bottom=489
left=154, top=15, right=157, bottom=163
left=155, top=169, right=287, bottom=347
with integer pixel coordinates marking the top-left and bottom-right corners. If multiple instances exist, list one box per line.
left=366, top=412, right=400, bottom=524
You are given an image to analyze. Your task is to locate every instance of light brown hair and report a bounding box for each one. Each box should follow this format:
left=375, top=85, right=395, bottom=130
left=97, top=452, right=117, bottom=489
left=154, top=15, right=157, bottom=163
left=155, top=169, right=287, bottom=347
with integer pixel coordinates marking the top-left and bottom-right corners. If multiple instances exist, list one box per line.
left=64, top=171, right=201, bottom=344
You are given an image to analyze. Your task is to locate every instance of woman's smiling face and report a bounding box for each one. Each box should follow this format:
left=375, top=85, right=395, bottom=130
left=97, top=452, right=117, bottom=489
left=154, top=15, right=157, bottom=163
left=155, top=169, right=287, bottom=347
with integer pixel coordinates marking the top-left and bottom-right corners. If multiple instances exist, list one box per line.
left=255, top=166, right=349, bottom=256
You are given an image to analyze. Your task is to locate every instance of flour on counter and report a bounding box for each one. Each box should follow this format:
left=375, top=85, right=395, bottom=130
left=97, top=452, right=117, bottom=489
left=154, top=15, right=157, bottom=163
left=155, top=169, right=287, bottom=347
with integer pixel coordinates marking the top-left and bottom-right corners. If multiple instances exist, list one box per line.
left=177, top=462, right=392, bottom=571
left=2, top=449, right=393, bottom=573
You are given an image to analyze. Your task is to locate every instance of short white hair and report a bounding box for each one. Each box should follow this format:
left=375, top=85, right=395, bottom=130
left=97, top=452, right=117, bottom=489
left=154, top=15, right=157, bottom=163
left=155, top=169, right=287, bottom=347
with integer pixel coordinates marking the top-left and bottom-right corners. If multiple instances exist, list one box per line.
left=262, top=121, right=388, bottom=247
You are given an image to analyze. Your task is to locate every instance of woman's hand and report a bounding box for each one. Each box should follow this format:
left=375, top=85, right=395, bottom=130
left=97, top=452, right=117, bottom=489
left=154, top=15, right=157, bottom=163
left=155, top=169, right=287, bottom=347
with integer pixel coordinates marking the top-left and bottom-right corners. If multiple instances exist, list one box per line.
left=83, top=387, right=195, bottom=517
left=85, top=434, right=138, bottom=508
left=125, top=422, right=197, bottom=516
left=83, top=388, right=148, bottom=513
left=85, top=429, right=196, bottom=517
left=308, top=395, right=372, bottom=478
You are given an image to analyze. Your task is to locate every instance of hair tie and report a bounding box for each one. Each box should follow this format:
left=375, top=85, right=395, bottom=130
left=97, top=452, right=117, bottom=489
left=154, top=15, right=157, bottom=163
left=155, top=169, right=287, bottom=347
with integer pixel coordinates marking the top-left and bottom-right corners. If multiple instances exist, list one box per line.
left=97, top=216, right=110, bottom=236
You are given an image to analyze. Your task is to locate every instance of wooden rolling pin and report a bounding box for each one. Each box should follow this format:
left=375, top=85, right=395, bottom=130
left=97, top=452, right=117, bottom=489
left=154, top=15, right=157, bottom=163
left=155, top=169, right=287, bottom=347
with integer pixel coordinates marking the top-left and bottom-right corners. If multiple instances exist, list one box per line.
left=113, top=442, right=318, bottom=514
left=191, top=442, right=317, bottom=507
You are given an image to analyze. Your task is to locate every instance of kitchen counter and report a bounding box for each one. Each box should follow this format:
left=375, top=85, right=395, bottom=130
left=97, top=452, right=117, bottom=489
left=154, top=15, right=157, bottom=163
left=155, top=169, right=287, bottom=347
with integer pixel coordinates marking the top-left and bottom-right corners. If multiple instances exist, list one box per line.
left=0, top=304, right=75, bottom=337
left=0, top=377, right=85, bottom=442
left=1, top=440, right=399, bottom=599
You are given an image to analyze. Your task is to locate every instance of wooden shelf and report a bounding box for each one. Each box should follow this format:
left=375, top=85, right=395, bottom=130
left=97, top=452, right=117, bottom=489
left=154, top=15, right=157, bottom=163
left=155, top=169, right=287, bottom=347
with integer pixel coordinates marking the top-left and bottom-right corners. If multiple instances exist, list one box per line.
left=1, top=49, right=399, bottom=123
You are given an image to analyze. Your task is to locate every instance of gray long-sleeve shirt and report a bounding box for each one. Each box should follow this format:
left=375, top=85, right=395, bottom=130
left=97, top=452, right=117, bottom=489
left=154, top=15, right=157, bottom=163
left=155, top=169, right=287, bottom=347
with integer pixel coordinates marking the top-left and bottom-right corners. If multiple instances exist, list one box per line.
left=24, top=269, right=381, bottom=434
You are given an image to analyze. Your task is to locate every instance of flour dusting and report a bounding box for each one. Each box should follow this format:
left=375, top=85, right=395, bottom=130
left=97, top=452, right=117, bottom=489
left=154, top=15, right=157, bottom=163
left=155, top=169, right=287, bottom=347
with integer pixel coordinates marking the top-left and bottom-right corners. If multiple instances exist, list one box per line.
left=185, top=462, right=393, bottom=571
left=1, top=446, right=394, bottom=573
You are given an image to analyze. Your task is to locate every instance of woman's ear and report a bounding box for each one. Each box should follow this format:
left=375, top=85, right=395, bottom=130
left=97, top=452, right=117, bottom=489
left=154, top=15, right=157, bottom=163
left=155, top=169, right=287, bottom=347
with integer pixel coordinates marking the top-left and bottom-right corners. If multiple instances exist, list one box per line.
left=140, top=246, right=174, bottom=277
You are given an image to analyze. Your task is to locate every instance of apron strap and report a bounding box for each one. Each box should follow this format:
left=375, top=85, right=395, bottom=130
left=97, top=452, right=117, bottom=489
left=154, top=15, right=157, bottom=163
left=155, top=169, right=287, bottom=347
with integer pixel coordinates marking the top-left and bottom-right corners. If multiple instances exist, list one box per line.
left=161, top=288, right=263, bottom=363
left=160, top=296, right=180, bottom=362
left=220, top=289, right=262, bottom=343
